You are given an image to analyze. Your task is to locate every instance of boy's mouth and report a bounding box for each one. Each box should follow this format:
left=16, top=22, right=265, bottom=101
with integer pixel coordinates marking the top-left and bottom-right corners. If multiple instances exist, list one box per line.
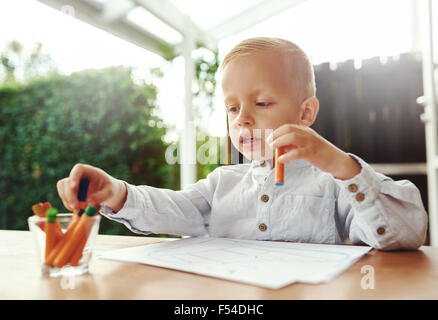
left=239, top=134, right=262, bottom=148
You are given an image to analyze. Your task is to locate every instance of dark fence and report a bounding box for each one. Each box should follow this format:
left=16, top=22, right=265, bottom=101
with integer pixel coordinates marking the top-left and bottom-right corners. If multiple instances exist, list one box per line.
left=313, top=52, right=425, bottom=163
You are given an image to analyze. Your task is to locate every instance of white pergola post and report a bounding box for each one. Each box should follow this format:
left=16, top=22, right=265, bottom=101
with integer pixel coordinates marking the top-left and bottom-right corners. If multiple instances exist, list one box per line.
left=419, top=0, right=438, bottom=245
left=180, top=19, right=197, bottom=189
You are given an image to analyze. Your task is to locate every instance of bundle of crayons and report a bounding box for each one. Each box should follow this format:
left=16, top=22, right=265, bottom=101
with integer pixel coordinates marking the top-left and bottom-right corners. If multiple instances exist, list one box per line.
left=31, top=179, right=98, bottom=268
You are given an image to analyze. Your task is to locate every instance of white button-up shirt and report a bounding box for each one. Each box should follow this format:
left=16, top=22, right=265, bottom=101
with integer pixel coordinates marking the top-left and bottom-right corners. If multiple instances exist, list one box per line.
left=100, top=154, right=428, bottom=250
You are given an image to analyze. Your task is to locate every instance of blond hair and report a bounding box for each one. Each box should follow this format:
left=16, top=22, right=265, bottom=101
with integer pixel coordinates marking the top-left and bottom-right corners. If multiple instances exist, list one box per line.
left=220, top=37, right=316, bottom=105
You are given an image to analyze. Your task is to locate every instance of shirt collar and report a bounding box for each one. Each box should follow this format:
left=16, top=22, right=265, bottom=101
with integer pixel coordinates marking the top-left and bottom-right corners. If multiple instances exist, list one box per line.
left=251, top=158, right=311, bottom=170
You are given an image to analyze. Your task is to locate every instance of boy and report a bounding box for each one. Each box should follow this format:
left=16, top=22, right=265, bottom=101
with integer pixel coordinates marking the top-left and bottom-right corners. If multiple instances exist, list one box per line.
left=57, top=37, right=427, bottom=250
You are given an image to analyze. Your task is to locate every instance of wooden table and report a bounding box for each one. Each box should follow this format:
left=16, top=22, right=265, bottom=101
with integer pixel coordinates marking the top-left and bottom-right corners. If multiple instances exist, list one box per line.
left=1, top=230, right=438, bottom=299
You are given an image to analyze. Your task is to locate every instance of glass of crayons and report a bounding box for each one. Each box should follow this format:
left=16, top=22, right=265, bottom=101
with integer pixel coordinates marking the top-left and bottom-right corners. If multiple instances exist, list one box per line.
left=27, top=201, right=101, bottom=277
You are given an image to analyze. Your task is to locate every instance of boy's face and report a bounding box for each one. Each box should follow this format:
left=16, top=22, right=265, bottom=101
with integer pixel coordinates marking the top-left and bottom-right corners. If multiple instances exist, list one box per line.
left=221, top=51, right=304, bottom=161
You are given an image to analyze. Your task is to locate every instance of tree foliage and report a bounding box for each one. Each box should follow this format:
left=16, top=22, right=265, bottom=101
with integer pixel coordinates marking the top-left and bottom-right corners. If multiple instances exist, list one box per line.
left=0, top=66, right=177, bottom=235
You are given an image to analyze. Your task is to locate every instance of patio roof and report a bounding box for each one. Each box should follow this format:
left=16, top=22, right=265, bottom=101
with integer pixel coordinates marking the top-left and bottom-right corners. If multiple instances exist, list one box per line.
left=37, top=0, right=305, bottom=57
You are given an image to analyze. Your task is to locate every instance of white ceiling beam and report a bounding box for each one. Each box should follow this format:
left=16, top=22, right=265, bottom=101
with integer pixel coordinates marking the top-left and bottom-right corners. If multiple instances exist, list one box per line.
left=99, top=0, right=135, bottom=24
left=37, top=0, right=174, bottom=58
left=133, top=0, right=218, bottom=52
left=208, top=0, right=306, bottom=40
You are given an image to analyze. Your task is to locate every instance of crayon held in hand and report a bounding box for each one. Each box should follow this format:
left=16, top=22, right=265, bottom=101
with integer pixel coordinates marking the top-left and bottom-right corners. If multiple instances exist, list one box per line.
left=275, top=147, right=285, bottom=186
left=53, top=205, right=98, bottom=268
left=77, top=178, right=90, bottom=216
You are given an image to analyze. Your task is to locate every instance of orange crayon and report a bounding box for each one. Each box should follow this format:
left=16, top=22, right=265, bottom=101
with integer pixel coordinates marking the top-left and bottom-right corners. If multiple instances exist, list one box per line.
left=54, top=222, right=64, bottom=241
left=32, top=203, right=45, bottom=217
left=53, top=206, right=98, bottom=268
left=32, top=202, right=51, bottom=217
left=44, top=203, right=63, bottom=241
left=69, top=234, right=87, bottom=266
left=69, top=213, right=95, bottom=266
left=275, top=147, right=285, bottom=186
left=32, top=202, right=52, bottom=231
left=44, top=208, right=59, bottom=263
left=69, top=223, right=93, bottom=267
left=33, top=202, right=63, bottom=241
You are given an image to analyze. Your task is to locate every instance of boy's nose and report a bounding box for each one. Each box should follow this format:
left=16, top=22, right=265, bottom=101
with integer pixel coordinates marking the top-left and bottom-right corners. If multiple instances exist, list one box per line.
left=238, top=119, right=253, bottom=126
left=236, top=109, right=254, bottom=126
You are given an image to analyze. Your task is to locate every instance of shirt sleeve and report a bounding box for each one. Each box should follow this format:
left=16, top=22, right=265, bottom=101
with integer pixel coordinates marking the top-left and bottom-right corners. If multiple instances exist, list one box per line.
left=334, top=154, right=428, bottom=251
left=99, top=168, right=219, bottom=237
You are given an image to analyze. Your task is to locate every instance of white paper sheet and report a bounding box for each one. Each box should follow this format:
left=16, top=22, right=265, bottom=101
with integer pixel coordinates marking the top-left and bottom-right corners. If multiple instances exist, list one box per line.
left=99, top=237, right=372, bottom=289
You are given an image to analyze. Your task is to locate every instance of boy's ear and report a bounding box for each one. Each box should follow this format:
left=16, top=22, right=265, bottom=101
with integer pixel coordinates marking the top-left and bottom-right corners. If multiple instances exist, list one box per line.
left=299, top=96, right=319, bottom=127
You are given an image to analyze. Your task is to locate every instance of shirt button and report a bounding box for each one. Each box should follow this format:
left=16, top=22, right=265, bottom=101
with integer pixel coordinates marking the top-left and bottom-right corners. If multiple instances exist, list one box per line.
left=259, top=223, right=267, bottom=232
left=377, top=227, right=386, bottom=235
left=356, top=192, right=365, bottom=202
left=264, top=177, right=268, bottom=182
left=260, top=160, right=266, bottom=167
left=348, top=184, right=358, bottom=193
left=261, top=194, right=270, bottom=202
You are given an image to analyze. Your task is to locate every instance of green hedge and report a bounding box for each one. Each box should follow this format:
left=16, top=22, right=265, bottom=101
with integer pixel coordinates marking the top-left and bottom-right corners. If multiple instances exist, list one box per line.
left=0, top=66, right=179, bottom=235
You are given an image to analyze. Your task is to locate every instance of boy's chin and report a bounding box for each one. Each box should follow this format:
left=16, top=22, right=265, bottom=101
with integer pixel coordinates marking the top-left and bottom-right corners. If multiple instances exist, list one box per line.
left=241, top=151, right=274, bottom=162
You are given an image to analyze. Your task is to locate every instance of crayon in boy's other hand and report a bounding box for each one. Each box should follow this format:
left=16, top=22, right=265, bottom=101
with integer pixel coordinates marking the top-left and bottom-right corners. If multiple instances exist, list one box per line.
left=275, top=147, right=285, bottom=186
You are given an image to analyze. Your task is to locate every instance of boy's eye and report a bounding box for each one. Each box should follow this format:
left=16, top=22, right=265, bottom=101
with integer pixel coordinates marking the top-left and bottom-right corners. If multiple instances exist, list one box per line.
left=256, top=102, right=272, bottom=107
left=227, top=106, right=239, bottom=113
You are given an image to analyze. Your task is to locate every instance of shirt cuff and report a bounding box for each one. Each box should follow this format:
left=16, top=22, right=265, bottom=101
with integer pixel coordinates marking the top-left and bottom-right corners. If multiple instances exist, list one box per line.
left=333, top=153, right=382, bottom=210
left=98, top=181, right=153, bottom=235
left=98, top=181, right=138, bottom=218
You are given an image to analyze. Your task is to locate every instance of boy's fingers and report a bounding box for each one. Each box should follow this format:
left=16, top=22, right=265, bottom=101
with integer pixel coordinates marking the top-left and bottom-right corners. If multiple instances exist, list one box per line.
left=65, top=179, right=81, bottom=209
left=69, top=163, right=90, bottom=185
left=57, top=179, right=75, bottom=211
left=271, top=132, right=305, bottom=149
left=283, top=145, right=297, bottom=153
left=87, top=187, right=114, bottom=208
left=61, top=177, right=80, bottom=209
left=56, top=179, right=67, bottom=208
left=267, top=124, right=304, bottom=143
left=278, top=147, right=307, bottom=163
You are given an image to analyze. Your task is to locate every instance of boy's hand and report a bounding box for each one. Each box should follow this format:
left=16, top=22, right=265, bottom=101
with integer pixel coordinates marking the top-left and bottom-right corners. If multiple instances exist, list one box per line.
left=56, top=164, right=127, bottom=213
left=267, top=124, right=361, bottom=180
